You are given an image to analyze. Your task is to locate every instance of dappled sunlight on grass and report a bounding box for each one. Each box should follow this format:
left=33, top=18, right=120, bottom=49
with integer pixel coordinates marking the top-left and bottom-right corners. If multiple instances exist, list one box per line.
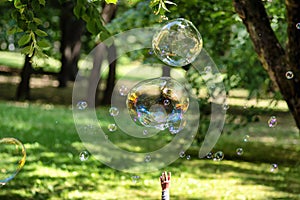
left=0, top=101, right=300, bottom=199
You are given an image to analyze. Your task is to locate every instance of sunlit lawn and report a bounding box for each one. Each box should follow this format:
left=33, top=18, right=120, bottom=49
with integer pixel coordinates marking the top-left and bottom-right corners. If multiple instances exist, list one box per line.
left=0, top=101, right=299, bottom=200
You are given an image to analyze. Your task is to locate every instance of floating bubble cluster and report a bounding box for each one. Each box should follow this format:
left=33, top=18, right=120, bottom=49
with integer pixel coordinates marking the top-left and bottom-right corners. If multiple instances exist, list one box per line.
left=79, top=150, right=89, bottom=161
left=268, top=116, right=277, bottom=128
left=0, top=138, right=26, bottom=185
left=126, top=77, right=189, bottom=134
left=285, top=71, right=294, bottom=79
left=152, top=18, right=203, bottom=67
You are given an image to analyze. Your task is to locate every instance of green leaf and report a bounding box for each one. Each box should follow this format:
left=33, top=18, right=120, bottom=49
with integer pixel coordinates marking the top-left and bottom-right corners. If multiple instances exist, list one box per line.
left=38, top=0, right=46, bottom=6
left=33, top=17, right=43, bottom=25
left=35, top=29, right=48, bottom=37
left=164, top=1, right=176, bottom=5
left=20, top=45, right=33, bottom=55
left=18, top=33, right=32, bottom=46
left=14, top=0, right=26, bottom=9
left=73, top=4, right=81, bottom=18
left=37, top=39, right=50, bottom=48
left=86, top=21, right=97, bottom=35
left=105, top=0, right=117, bottom=4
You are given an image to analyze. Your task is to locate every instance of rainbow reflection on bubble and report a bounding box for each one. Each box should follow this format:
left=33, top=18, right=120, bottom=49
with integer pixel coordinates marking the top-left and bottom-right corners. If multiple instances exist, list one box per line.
left=126, top=77, right=189, bottom=134
left=0, top=138, right=26, bottom=185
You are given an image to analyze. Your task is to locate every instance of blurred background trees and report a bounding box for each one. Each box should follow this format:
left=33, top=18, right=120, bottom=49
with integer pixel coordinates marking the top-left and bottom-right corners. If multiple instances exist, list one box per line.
left=0, top=0, right=299, bottom=129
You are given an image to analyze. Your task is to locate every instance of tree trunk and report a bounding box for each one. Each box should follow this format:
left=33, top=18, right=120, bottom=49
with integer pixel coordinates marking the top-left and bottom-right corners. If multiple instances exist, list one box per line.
left=16, top=55, right=32, bottom=100
left=58, top=2, right=84, bottom=87
left=233, top=0, right=300, bottom=129
left=101, top=43, right=117, bottom=105
left=87, top=3, right=117, bottom=106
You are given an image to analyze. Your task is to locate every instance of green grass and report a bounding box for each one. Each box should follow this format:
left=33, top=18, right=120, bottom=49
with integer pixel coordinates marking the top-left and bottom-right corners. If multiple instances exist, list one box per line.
left=0, top=101, right=299, bottom=200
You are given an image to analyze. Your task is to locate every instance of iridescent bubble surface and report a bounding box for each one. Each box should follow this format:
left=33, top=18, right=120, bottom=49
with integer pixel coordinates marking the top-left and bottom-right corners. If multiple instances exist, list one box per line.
left=270, top=163, right=278, bottom=173
left=296, top=23, right=300, bottom=30
left=79, top=150, right=89, bottom=161
left=268, top=116, right=277, bottom=128
left=76, top=101, right=88, bottom=110
left=236, top=148, right=244, bottom=156
left=213, top=151, right=224, bottom=161
left=108, top=124, right=117, bottom=132
left=206, top=152, right=213, bottom=159
left=0, top=138, right=26, bottom=185
left=144, top=155, right=151, bottom=162
left=109, top=107, right=119, bottom=117
left=131, top=175, right=140, bottom=183
left=119, top=85, right=129, bottom=96
left=126, top=77, right=189, bottom=133
left=243, top=135, right=250, bottom=142
left=152, top=18, right=203, bottom=67
left=179, top=151, right=186, bottom=158
left=285, top=71, right=294, bottom=79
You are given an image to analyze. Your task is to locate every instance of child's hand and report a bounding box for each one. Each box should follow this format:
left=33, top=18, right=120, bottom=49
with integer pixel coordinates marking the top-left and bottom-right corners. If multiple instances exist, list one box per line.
left=160, top=171, right=171, bottom=191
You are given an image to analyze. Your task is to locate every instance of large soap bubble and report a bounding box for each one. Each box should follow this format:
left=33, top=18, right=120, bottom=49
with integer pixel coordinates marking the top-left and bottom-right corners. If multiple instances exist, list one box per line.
left=0, top=138, right=26, bottom=185
left=152, top=18, right=203, bottom=67
left=126, top=77, right=189, bottom=134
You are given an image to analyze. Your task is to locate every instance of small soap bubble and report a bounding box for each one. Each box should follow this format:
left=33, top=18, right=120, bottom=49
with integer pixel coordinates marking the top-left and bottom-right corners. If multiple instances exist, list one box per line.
left=179, top=151, right=186, bottom=158
left=119, top=85, right=129, bottom=96
left=186, top=155, right=191, bottom=160
left=268, top=116, right=277, bottom=128
left=109, top=107, right=119, bottom=117
left=163, top=99, right=170, bottom=106
left=143, top=130, right=148, bottom=135
left=79, top=150, right=89, bottom=161
left=206, top=152, right=213, bottom=159
left=270, top=163, right=278, bottom=173
left=148, top=49, right=154, bottom=55
left=131, top=175, right=140, bottom=183
left=144, top=155, right=151, bottom=162
left=285, top=71, right=294, bottom=79
left=0, top=138, right=26, bottom=185
left=152, top=18, right=203, bottom=67
left=213, top=151, right=224, bottom=161
left=243, top=135, right=250, bottom=142
left=223, top=103, right=229, bottom=111
left=243, top=103, right=248, bottom=109
left=108, top=124, right=117, bottom=132
left=296, top=23, right=300, bottom=30
left=236, top=148, right=244, bottom=156
left=76, top=101, right=88, bottom=110
left=204, top=66, right=212, bottom=73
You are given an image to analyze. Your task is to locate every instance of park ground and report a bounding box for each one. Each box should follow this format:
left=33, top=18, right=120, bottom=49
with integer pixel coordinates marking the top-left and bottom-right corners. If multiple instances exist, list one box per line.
left=0, top=52, right=300, bottom=199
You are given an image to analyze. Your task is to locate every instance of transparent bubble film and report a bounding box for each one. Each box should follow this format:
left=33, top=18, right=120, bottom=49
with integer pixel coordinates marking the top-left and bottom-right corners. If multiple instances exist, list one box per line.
left=152, top=18, right=203, bottom=67
left=72, top=27, right=226, bottom=173
left=0, top=138, right=26, bottom=185
left=126, top=77, right=189, bottom=134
